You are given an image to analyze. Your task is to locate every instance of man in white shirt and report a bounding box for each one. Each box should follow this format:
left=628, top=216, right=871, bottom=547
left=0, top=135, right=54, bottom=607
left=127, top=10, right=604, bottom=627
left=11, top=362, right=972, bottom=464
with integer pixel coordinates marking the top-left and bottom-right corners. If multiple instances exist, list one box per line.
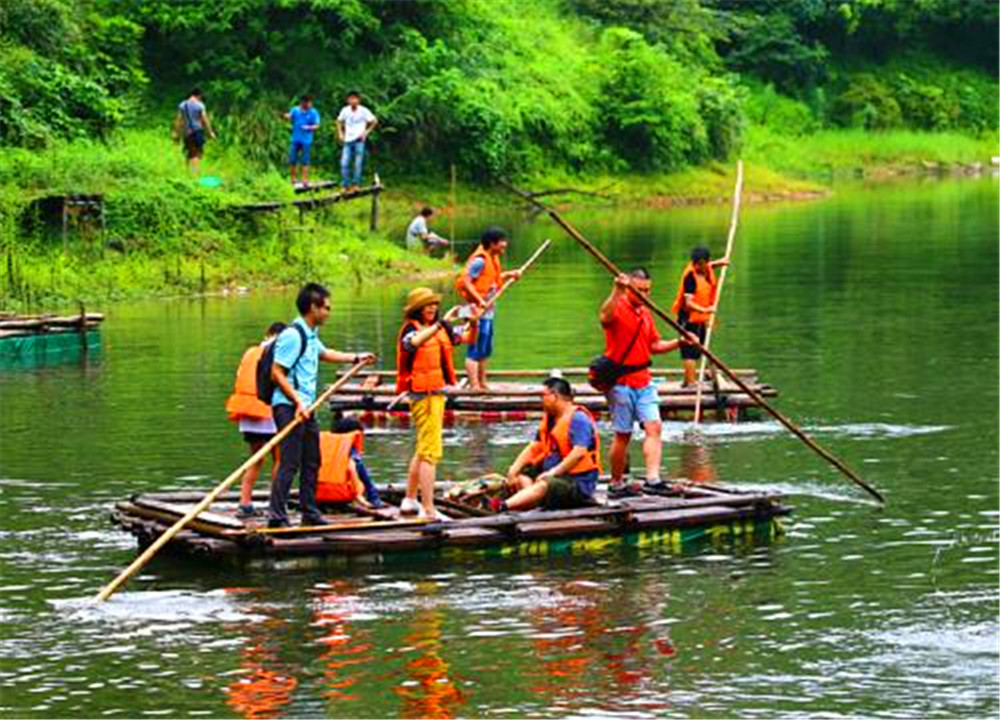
left=406, top=206, right=450, bottom=252
left=336, top=91, right=378, bottom=192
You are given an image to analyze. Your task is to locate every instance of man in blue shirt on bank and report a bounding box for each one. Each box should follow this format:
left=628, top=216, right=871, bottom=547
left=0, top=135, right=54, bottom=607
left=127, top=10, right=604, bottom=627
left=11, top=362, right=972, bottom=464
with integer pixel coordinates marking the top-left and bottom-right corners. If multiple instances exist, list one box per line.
left=268, top=282, right=376, bottom=528
left=285, top=95, right=321, bottom=187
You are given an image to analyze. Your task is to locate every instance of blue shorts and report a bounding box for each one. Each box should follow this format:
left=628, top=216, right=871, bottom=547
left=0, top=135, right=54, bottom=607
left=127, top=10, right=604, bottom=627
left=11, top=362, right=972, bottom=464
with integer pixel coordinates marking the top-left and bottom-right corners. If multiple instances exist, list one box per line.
left=609, top=382, right=660, bottom=434
left=289, top=141, right=312, bottom=166
left=466, top=317, right=494, bottom=361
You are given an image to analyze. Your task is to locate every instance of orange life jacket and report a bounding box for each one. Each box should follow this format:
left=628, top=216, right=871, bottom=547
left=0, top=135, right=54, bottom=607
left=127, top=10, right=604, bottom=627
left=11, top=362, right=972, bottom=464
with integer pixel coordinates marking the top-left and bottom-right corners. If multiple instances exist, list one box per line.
left=316, top=431, right=364, bottom=503
left=455, top=245, right=502, bottom=302
left=225, top=344, right=273, bottom=422
left=529, top=405, right=602, bottom=475
left=671, top=262, right=717, bottom=325
left=395, top=320, right=457, bottom=394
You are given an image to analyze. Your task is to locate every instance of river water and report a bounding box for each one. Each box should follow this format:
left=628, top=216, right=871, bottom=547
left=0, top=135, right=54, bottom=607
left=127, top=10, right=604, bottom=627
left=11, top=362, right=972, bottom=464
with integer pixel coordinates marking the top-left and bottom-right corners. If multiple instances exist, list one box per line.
left=1, top=177, right=997, bottom=718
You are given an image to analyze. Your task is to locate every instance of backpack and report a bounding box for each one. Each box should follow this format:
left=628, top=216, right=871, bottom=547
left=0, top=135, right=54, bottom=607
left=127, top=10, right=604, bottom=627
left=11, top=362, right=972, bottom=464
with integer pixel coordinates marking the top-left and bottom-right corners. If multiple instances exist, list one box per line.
left=588, top=315, right=651, bottom=393
left=256, top=324, right=308, bottom=403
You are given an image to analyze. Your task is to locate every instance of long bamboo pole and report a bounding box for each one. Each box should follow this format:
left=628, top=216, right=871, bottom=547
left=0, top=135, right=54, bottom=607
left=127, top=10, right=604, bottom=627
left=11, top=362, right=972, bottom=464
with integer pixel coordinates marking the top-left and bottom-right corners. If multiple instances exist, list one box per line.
left=95, top=360, right=370, bottom=602
left=694, top=160, right=743, bottom=423
left=502, top=180, right=885, bottom=506
left=385, top=239, right=552, bottom=411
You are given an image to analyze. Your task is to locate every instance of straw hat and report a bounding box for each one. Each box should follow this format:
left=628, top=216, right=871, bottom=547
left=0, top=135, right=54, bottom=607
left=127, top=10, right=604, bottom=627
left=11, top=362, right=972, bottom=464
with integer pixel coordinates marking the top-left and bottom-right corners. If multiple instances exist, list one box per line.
left=403, top=287, right=441, bottom=316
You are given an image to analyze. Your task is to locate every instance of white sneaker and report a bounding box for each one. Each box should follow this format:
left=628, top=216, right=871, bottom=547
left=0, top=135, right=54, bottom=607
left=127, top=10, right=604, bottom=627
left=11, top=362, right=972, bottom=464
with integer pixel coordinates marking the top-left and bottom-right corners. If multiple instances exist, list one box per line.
left=418, top=506, right=450, bottom=522
left=400, top=497, right=421, bottom=516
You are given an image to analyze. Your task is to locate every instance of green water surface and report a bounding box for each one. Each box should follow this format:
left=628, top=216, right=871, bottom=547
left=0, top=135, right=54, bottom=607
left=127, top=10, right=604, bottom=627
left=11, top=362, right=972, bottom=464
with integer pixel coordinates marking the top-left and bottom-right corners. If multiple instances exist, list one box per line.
left=1, top=177, right=997, bottom=719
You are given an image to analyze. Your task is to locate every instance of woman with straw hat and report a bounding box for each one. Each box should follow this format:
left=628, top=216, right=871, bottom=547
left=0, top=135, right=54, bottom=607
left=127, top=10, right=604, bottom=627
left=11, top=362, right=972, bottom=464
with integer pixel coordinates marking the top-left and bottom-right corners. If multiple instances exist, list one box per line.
left=395, top=287, right=474, bottom=519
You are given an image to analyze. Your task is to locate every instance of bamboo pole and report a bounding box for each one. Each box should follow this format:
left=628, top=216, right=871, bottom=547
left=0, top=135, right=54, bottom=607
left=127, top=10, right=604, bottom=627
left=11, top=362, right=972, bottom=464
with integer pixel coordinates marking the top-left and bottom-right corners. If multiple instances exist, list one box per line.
left=501, top=180, right=885, bottom=506
left=694, top=160, right=743, bottom=423
left=94, top=359, right=371, bottom=602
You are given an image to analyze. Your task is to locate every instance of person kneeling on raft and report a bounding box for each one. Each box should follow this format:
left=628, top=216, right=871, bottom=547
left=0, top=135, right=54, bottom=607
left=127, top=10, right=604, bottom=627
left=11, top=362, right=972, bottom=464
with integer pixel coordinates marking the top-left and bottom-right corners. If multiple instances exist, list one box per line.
left=496, top=377, right=602, bottom=512
left=316, top=416, right=383, bottom=509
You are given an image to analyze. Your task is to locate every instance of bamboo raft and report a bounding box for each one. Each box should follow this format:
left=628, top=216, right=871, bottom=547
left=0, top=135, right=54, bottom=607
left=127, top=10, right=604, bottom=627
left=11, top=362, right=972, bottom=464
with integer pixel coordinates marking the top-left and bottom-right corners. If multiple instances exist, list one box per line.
left=0, top=311, right=104, bottom=368
left=328, top=368, right=778, bottom=422
left=111, top=482, right=789, bottom=567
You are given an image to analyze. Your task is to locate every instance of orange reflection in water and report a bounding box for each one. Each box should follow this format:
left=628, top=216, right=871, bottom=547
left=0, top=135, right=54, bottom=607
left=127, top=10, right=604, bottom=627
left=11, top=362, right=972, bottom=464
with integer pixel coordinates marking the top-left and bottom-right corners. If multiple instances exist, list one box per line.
left=680, top=442, right=717, bottom=484
left=395, top=600, right=466, bottom=719
left=224, top=612, right=298, bottom=720
left=314, top=583, right=375, bottom=705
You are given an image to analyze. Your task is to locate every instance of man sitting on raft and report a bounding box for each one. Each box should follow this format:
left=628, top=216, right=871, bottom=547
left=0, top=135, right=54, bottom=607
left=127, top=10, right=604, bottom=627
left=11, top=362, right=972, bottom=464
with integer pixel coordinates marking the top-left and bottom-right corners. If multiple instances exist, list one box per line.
left=494, top=377, right=602, bottom=512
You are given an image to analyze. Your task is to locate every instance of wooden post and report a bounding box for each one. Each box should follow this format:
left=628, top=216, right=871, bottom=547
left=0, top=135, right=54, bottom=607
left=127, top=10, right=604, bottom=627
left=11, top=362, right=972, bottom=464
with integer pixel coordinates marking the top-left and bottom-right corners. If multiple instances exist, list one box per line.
left=61, top=197, right=68, bottom=252
left=369, top=173, right=381, bottom=231
left=449, top=164, right=457, bottom=244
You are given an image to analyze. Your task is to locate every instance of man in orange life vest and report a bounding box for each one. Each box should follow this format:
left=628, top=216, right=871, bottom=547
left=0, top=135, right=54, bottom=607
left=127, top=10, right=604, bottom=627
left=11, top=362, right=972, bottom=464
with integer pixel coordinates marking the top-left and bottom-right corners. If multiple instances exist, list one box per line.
left=316, top=416, right=383, bottom=508
left=600, top=268, right=689, bottom=498
left=396, top=287, right=473, bottom=519
left=225, top=321, right=286, bottom=519
left=455, top=226, right=521, bottom=390
left=671, top=246, right=729, bottom=387
left=496, top=377, right=601, bottom=512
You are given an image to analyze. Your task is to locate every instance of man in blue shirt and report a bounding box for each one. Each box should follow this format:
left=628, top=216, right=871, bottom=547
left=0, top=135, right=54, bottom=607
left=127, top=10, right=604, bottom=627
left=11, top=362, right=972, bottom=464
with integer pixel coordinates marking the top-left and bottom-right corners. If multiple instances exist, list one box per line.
left=268, top=282, right=375, bottom=528
left=285, top=95, right=321, bottom=188
left=494, top=377, right=601, bottom=512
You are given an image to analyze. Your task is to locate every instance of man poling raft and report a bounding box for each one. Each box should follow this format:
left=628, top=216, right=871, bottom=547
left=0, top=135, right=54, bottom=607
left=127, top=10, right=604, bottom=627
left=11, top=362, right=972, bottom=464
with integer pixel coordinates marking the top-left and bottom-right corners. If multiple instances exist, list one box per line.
left=672, top=246, right=730, bottom=388
left=455, top=226, right=522, bottom=390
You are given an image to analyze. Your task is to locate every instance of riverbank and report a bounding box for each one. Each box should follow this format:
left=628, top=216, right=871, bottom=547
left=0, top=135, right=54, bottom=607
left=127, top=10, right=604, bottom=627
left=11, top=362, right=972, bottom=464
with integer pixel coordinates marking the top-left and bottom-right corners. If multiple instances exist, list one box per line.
left=1, top=126, right=994, bottom=311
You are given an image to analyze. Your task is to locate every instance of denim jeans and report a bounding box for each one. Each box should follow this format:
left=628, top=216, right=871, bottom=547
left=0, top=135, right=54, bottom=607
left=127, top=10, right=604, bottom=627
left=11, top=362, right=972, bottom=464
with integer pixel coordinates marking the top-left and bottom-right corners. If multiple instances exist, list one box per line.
left=268, top=403, right=322, bottom=525
left=341, top=139, right=366, bottom=187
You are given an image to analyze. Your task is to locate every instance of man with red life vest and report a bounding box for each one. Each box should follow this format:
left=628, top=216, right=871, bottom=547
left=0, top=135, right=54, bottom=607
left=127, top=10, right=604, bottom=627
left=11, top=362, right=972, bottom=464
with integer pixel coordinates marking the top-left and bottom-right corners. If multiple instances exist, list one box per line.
left=600, top=268, right=690, bottom=498
left=455, top=226, right=521, bottom=390
left=396, top=287, right=473, bottom=519
left=225, top=321, right=286, bottom=519
left=316, top=416, right=383, bottom=508
left=671, top=246, right=730, bottom=387
left=496, top=377, right=601, bottom=512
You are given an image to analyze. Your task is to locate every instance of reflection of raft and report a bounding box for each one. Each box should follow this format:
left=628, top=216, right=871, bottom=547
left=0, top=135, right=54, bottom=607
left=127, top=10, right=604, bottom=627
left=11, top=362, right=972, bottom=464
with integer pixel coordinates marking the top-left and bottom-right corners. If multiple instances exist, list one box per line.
left=111, top=482, right=789, bottom=566
left=0, top=312, right=104, bottom=369
left=328, top=368, right=778, bottom=423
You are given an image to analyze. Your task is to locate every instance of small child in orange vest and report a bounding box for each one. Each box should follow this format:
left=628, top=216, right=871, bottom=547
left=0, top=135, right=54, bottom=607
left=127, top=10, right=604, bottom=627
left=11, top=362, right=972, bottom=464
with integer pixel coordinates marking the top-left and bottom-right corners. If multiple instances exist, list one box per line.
left=316, top=416, right=383, bottom=508
left=225, top=322, right=286, bottom=519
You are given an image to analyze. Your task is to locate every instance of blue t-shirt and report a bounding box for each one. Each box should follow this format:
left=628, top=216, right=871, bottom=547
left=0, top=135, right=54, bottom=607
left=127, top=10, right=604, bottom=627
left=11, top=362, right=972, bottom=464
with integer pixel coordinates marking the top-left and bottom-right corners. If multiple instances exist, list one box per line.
left=539, top=410, right=599, bottom=496
left=290, top=106, right=321, bottom=145
left=271, top=317, right=327, bottom=407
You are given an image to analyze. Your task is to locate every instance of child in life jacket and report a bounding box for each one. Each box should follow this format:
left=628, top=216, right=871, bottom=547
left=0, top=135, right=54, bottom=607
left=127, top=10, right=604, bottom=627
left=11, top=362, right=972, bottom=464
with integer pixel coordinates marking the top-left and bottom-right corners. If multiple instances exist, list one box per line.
left=316, top=416, right=383, bottom=509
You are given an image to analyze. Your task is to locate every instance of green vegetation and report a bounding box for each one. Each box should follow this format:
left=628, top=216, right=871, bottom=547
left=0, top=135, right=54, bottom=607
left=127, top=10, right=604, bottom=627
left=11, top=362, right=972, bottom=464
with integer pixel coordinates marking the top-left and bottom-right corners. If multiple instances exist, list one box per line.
left=1, top=0, right=995, bottom=309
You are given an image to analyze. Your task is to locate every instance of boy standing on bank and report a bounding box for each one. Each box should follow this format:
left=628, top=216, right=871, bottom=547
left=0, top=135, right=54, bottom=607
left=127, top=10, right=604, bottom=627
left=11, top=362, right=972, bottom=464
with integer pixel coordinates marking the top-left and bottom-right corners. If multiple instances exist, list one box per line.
left=285, top=94, right=321, bottom=187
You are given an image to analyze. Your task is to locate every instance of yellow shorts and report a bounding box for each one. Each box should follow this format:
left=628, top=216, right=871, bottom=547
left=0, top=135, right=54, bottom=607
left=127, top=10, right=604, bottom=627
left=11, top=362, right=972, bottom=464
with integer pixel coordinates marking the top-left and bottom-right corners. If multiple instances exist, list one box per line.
left=412, top=394, right=445, bottom=464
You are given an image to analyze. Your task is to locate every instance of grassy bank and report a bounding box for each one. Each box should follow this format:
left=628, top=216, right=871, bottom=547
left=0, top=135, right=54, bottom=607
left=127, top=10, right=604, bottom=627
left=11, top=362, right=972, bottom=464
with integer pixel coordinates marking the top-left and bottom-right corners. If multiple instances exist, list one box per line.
left=1, top=124, right=995, bottom=311
left=0, top=130, right=448, bottom=312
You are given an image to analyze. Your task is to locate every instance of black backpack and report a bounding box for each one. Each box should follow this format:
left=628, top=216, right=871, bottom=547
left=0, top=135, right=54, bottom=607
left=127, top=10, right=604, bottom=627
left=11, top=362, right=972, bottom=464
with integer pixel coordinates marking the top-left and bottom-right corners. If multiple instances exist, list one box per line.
left=255, top=324, right=308, bottom=403
left=587, top=315, right=651, bottom=393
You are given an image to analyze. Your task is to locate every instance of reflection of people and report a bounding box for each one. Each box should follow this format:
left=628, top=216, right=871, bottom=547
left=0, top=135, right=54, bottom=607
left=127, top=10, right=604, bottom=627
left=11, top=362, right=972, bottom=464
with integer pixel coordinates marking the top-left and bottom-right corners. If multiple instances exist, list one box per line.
left=599, top=269, right=686, bottom=497
left=395, top=288, right=471, bottom=519
left=455, top=226, right=521, bottom=390
left=336, top=91, right=377, bottom=192
left=225, top=613, right=298, bottom=720
left=395, top=599, right=465, bottom=718
left=284, top=94, right=320, bottom=187
left=317, top=416, right=383, bottom=508
left=268, top=283, right=376, bottom=528
left=671, top=246, right=729, bottom=387
left=497, top=377, right=601, bottom=512
left=406, top=207, right=450, bottom=252
left=679, top=442, right=717, bottom=484
left=225, top=322, right=285, bottom=519
left=172, top=87, right=217, bottom=175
